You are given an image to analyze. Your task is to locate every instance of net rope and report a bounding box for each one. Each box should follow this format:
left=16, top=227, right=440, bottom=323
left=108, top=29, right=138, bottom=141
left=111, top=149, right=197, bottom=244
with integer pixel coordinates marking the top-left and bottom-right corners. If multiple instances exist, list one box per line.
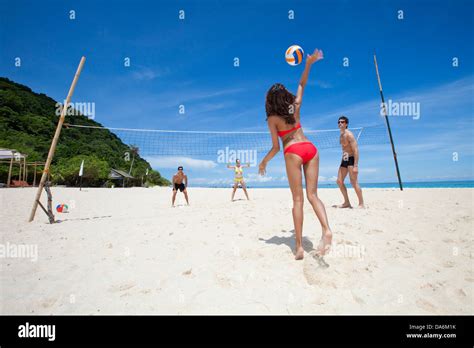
left=65, top=123, right=389, bottom=156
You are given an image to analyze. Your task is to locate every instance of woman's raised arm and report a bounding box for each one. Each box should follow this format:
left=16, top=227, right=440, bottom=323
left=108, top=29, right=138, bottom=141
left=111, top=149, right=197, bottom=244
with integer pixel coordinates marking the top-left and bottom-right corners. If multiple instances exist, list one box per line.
left=294, top=49, right=324, bottom=107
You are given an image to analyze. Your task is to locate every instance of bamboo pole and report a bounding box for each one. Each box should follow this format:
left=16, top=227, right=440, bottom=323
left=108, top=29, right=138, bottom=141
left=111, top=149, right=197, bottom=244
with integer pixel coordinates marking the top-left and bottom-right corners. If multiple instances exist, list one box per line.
left=28, top=56, right=86, bottom=222
left=24, top=158, right=28, bottom=184
left=374, top=54, right=403, bottom=191
left=18, top=158, right=22, bottom=181
left=23, top=156, right=27, bottom=183
left=7, top=156, right=13, bottom=188
left=33, top=162, right=37, bottom=187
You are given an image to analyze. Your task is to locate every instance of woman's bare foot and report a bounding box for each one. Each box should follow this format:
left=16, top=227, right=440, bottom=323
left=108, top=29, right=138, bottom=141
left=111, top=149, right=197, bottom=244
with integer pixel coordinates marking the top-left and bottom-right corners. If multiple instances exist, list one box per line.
left=335, top=203, right=351, bottom=208
left=316, top=230, right=333, bottom=256
left=295, top=247, right=304, bottom=260
left=357, top=204, right=365, bottom=209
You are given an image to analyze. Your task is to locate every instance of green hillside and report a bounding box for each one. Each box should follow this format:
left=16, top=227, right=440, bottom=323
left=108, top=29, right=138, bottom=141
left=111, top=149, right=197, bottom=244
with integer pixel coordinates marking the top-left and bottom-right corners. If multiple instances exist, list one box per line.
left=0, top=77, right=170, bottom=187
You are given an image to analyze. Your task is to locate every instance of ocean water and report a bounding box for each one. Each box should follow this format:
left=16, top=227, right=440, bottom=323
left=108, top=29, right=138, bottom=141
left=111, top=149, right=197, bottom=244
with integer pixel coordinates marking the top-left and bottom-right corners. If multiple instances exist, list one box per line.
left=198, top=181, right=474, bottom=189
left=324, top=181, right=474, bottom=189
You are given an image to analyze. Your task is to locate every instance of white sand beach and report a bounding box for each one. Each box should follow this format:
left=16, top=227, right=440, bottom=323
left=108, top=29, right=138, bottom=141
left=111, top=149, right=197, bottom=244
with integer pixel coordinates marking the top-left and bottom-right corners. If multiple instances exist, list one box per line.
left=1, top=187, right=472, bottom=314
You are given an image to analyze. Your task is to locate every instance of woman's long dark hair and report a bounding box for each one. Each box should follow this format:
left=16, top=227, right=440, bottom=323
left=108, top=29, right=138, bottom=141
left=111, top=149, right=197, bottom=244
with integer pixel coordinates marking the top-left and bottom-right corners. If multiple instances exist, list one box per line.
left=265, top=83, right=296, bottom=124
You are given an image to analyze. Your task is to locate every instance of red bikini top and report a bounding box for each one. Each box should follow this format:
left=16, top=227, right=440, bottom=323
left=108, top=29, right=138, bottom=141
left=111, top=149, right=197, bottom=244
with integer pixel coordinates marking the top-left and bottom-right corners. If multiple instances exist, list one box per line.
left=277, top=122, right=301, bottom=137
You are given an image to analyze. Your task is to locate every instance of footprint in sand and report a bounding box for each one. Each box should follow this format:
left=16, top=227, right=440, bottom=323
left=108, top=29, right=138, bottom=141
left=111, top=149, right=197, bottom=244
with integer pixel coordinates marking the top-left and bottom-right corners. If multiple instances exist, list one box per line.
left=420, top=281, right=446, bottom=292
left=312, top=295, right=329, bottom=305
left=109, top=282, right=136, bottom=293
left=41, top=297, right=58, bottom=308
left=303, top=254, right=334, bottom=287
left=456, top=215, right=472, bottom=223
left=351, top=292, right=366, bottom=305
left=363, top=265, right=373, bottom=273
left=416, top=298, right=437, bottom=313
left=215, top=274, right=233, bottom=288
left=182, top=269, right=193, bottom=277
left=367, top=229, right=383, bottom=235
left=339, top=239, right=354, bottom=246
left=443, top=260, right=455, bottom=268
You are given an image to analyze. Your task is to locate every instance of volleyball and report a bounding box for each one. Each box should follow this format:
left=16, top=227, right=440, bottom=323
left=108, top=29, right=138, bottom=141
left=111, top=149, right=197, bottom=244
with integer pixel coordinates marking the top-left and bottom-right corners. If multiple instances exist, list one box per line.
left=285, top=45, right=304, bottom=66
left=56, top=204, right=69, bottom=213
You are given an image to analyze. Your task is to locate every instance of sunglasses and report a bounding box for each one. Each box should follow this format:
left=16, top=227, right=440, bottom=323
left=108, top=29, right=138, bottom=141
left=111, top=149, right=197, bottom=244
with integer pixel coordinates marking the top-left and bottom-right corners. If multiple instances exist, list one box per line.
left=271, top=85, right=284, bottom=92
left=338, top=121, right=346, bottom=124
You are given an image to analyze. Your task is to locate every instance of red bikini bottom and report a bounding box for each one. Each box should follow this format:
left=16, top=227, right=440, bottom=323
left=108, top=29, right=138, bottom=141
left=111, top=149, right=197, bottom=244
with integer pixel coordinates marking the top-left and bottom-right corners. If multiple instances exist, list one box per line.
left=284, top=142, right=318, bottom=164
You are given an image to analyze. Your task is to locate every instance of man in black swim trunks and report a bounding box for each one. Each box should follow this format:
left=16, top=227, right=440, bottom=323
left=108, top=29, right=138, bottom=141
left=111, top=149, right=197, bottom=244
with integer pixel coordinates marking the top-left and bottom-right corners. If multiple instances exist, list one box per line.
left=172, top=166, right=189, bottom=207
left=336, top=116, right=364, bottom=208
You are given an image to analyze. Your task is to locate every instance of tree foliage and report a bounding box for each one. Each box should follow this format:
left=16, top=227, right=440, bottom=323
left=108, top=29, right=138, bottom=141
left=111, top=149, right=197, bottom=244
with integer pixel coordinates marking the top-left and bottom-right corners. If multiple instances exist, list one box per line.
left=0, top=77, right=170, bottom=187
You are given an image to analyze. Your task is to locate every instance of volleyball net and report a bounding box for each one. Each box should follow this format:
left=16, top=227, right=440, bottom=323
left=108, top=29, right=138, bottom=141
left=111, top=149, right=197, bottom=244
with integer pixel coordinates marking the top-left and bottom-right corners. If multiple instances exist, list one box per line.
left=65, top=123, right=389, bottom=157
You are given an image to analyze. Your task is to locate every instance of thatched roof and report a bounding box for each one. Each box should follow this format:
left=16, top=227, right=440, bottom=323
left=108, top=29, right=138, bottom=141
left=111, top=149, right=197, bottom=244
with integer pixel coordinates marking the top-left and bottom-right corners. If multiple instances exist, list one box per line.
left=109, top=168, right=134, bottom=179
left=0, top=148, right=26, bottom=160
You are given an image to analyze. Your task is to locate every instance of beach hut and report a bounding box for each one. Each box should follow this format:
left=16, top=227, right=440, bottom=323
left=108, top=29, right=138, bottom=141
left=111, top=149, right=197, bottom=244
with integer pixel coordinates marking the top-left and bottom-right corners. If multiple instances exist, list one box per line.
left=0, top=148, right=27, bottom=187
left=0, top=149, right=46, bottom=187
left=109, top=168, right=134, bottom=188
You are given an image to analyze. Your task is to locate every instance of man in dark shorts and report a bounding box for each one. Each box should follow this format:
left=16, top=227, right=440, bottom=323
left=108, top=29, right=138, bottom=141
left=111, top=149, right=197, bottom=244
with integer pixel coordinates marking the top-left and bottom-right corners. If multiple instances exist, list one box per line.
left=335, top=116, right=364, bottom=208
left=172, top=166, right=189, bottom=207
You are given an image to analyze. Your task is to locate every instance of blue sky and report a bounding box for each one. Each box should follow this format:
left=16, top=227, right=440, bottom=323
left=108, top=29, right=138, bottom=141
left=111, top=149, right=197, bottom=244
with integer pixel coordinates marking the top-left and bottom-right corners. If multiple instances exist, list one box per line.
left=1, top=0, right=473, bottom=186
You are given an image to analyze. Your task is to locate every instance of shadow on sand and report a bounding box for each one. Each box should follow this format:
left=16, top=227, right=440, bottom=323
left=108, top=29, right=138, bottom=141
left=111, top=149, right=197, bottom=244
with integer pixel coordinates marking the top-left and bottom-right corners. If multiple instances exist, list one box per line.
left=56, top=215, right=113, bottom=223
left=260, top=229, right=330, bottom=267
left=259, top=229, right=315, bottom=256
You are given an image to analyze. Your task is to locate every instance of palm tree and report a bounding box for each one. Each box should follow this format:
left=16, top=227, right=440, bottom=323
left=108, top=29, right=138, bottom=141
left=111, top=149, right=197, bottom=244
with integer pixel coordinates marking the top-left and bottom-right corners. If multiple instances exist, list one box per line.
left=128, top=145, right=139, bottom=175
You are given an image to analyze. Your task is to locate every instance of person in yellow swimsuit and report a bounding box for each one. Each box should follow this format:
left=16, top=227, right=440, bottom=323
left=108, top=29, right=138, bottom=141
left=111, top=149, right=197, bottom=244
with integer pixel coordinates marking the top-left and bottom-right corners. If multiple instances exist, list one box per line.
left=227, top=159, right=250, bottom=201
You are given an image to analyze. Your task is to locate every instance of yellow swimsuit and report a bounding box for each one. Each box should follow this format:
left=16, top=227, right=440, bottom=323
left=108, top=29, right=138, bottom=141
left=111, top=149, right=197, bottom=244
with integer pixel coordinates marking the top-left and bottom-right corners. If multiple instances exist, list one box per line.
left=234, top=166, right=243, bottom=183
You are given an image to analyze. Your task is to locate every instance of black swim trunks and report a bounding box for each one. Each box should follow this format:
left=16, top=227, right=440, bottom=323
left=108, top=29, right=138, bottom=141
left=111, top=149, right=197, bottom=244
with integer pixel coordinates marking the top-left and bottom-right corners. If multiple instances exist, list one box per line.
left=173, top=183, right=186, bottom=192
left=340, top=156, right=355, bottom=168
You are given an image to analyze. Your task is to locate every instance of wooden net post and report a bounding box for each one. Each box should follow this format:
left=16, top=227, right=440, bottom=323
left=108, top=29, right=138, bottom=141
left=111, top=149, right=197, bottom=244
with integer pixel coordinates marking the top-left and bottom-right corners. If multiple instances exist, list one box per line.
left=28, top=56, right=86, bottom=222
left=18, top=158, right=22, bottom=181
left=33, top=162, right=37, bottom=187
left=24, top=157, right=27, bottom=183
left=7, top=156, right=13, bottom=188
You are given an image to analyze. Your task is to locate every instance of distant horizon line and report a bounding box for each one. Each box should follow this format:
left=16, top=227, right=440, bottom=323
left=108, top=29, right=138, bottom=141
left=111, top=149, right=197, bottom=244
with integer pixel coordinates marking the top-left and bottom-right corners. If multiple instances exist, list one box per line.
left=192, top=179, right=474, bottom=185
left=186, top=180, right=474, bottom=189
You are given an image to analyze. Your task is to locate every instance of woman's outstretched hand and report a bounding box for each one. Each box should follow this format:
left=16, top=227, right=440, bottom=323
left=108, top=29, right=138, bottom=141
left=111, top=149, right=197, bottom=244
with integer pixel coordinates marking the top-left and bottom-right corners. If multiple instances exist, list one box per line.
left=258, top=162, right=267, bottom=176
left=306, top=48, right=324, bottom=65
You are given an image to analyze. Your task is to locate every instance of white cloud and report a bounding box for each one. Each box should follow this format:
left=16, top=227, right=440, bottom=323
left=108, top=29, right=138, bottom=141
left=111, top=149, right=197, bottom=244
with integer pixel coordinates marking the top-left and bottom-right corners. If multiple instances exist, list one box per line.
left=359, top=167, right=377, bottom=173
left=246, top=173, right=272, bottom=182
left=245, top=173, right=286, bottom=183
left=168, top=87, right=245, bottom=106
left=305, top=75, right=474, bottom=129
left=206, top=178, right=233, bottom=186
left=131, top=66, right=169, bottom=81
left=307, top=80, right=332, bottom=89
left=319, top=175, right=338, bottom=182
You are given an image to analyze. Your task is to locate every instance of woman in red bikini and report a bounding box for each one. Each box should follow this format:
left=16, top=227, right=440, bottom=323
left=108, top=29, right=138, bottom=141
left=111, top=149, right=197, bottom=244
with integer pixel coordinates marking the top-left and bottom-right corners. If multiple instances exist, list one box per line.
left=258, top=48, right=332, bottom=260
